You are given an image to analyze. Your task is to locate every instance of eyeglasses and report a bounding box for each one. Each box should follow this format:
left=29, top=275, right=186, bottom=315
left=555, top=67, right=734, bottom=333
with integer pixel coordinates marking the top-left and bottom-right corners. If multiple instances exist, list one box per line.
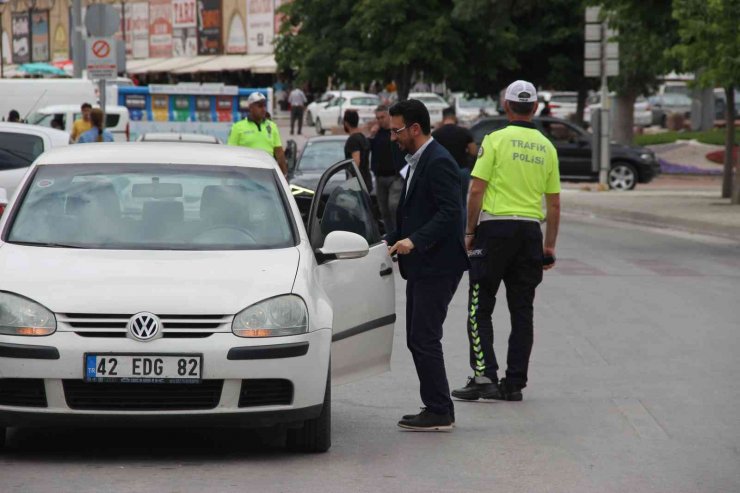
left=390, top=123, right=416, bottom=135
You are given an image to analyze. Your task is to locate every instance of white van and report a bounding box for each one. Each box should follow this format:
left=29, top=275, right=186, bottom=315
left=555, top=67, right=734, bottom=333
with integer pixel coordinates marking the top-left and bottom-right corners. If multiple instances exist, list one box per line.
left=0, top=79, right=97, bottom=123
left=27, top=104, right=131, bottom=142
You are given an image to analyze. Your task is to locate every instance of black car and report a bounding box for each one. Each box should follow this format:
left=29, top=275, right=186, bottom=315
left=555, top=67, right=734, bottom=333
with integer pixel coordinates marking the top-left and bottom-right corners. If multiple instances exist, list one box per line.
left=470, top=116, right=661, bottom=190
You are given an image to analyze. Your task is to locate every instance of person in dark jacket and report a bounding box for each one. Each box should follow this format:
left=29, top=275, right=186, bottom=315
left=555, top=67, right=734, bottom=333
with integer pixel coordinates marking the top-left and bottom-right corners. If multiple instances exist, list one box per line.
left=386, top=99, right=469, bottom=432
left=370, top=104, right=405, bottom=232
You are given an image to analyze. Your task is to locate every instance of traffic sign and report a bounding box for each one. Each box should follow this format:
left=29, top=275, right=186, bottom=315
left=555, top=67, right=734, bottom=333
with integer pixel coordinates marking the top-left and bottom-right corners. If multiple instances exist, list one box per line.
left=85, top=4, right=120, bottom=38
left=87, top=37, right=117, bottom=80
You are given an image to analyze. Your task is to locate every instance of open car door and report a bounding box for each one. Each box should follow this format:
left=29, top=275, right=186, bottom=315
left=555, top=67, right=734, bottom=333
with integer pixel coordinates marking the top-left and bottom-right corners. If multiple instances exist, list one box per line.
left=308, top=160, right=396, bottom=385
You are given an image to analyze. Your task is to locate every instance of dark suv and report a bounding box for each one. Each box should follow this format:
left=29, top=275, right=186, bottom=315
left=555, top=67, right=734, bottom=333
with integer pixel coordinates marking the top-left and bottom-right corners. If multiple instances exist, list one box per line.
left=470, top=116, right=661, bottom=190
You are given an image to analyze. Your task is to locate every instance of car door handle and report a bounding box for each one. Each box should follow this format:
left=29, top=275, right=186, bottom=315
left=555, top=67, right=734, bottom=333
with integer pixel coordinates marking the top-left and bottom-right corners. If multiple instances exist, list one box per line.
left=380, top=266, right=393, bottom=277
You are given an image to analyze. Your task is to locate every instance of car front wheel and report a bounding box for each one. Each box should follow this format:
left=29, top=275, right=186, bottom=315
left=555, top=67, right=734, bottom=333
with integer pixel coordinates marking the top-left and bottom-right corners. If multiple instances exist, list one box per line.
left=287, top=369, right=331, bottom=453
left=609, top=162, right=637, bottom=191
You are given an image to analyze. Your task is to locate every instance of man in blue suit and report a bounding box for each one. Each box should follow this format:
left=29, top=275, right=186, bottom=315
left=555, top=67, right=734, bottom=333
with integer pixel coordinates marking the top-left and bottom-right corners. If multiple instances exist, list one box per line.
left=386, top=99, right=469, bottom=431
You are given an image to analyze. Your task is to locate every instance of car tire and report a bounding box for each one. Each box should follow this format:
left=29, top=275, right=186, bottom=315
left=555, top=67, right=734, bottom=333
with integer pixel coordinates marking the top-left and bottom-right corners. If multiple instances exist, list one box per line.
left=608, top=162, right=638, bottom=191
left=306, top=111, right=314, bottom=127
left=0, top=426, right=5, bottom=450
left=287, top=368, right=331, bottom=453
left=315, top=118, right=326, bottom=136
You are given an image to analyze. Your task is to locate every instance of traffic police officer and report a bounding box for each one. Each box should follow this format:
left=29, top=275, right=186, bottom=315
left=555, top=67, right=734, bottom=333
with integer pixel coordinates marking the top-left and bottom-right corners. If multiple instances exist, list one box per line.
left=228, top=92, right=288, bottom=176
left=452, top=80, right=561, bottom=402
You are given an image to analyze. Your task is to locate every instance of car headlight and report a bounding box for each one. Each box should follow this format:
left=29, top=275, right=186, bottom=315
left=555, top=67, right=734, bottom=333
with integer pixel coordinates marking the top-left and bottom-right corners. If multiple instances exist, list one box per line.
left=232, top=295, right=308, bottom=337
left=0, top=292, right=56, bottom=336
left=640, top=152, right=654, bottom=162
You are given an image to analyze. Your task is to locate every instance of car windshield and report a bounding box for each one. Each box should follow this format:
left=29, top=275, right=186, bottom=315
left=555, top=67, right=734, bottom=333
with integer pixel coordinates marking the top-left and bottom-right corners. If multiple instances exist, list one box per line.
left=349, top=97, right=379, bottom=106
left=298, top=140, right=346, bottom=171
left=662, top=93, right=692, bottom=105
left=551, top=94, right=578, bottom=104
left=6, top=164, right=294, bottom=250
left=417, top=96, right=446, bottom=106
left=459, top=97, right=493, bottom=109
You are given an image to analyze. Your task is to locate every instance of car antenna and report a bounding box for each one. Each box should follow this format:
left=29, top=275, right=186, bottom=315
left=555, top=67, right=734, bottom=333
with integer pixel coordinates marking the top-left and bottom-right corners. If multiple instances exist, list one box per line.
left=23, top=89, right=49, bottom=122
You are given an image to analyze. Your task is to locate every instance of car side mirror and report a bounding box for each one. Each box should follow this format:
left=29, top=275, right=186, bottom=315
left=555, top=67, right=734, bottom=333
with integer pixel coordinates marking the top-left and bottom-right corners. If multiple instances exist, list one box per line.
left=316, top=231, right=369, bottom=261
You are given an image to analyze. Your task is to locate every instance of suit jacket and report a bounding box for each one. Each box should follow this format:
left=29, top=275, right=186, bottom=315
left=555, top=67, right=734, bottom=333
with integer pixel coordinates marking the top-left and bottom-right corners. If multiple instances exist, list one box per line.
left=386, top=139, right=470, bottom=280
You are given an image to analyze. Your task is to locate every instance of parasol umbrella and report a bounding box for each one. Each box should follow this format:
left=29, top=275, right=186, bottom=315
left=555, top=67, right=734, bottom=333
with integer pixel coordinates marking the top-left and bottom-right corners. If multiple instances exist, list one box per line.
left=18, top=62, right=68, bottom=76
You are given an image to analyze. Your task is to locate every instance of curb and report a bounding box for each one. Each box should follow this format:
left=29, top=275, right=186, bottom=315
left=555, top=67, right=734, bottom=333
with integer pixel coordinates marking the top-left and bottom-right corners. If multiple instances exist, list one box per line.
left=564, top=203, right=740, bottom=243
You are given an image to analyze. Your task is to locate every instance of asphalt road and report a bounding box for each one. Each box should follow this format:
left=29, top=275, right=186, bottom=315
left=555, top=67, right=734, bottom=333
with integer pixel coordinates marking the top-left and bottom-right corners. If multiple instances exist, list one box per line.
left=1, top=215, right=739, bottom=493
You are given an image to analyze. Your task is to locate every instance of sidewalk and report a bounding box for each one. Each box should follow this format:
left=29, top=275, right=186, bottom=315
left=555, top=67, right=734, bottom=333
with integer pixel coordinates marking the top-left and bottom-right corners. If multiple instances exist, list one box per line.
left=562, top=176, right=740, bottom=242
left=649, top=140, right=725, bottom=175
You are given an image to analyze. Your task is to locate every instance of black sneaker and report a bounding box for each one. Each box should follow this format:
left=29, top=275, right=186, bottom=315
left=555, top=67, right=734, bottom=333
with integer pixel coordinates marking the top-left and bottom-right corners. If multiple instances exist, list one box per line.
left=451, top=376, right=502, bottom=400
left=403, top=407, right=455, bottom=425
left=398, top=409, right=453, bottom=432
left=496, top=378, right=523, bottom=401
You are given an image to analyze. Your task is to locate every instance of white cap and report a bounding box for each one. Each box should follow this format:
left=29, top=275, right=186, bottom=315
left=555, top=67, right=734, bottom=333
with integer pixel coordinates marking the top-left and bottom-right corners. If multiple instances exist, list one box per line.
left=504, top=80, right=537, bottom=103
left=247, top=92, right=267, bottom=105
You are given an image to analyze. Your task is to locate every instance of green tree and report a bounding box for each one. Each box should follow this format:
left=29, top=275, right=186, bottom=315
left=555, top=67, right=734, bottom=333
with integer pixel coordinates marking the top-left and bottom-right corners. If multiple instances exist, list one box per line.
left=275, top=0, right=360, bottom=89
left=672, top=0, right=740, bottom=202
left=342, top=0, right=464, bottom=100
left=599, top=0, right=679, bottom=145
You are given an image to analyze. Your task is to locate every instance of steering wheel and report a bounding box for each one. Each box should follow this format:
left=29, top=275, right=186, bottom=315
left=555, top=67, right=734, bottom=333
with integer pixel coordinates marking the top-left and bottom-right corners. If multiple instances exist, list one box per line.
left=193, top=225, right=258, bottom=244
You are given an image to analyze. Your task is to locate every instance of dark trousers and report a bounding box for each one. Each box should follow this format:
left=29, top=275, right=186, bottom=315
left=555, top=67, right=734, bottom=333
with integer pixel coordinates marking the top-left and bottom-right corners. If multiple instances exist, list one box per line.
left=467, top=220, right=543, bottom=389
left=290, top=106, right=304, bottom=134
left=406, top=273, right=462, bottom=416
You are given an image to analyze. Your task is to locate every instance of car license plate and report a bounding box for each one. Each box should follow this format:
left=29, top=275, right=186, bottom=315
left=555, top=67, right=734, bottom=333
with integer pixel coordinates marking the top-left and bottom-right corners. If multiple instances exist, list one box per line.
left=84, top=354, right=202, bottom=383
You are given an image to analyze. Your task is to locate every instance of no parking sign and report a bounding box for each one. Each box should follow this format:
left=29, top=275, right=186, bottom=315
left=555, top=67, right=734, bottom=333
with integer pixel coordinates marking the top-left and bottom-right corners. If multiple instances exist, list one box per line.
left=86, top=37, right=117, bottom=80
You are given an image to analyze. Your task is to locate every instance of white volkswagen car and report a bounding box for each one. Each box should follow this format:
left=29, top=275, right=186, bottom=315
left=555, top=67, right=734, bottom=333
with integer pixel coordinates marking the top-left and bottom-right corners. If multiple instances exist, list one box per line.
left=0, top=143, right=395, bottom=453
left=314, top=92, right=380, bottom=135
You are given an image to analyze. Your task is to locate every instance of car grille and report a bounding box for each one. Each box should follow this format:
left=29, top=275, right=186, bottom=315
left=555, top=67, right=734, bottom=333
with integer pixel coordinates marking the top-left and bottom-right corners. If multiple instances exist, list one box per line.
left=57, top=313, right=231, bottom=338
left=63, top=380, right=224, bottom=410
left=0, top=378, right=48, bottom=407
left=238, top=379, right=293, bottom=407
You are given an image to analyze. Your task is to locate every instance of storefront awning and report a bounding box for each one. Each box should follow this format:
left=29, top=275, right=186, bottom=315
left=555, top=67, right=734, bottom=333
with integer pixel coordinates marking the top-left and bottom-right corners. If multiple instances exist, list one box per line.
left=126, top=56, right=217, bottom=74
left=170, top=54, right=262, bottom=74
left=124, top=54, right=278, bottom=75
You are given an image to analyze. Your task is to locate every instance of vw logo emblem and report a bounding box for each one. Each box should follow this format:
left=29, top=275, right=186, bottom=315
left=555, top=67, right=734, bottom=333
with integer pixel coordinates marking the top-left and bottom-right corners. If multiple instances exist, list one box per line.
left=127, top=312, right=161, bottom=341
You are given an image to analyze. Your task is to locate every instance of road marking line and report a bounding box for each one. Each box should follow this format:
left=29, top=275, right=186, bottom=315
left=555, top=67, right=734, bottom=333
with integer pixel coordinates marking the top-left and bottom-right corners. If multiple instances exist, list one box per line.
left=613, top=398, right=669, bottom=440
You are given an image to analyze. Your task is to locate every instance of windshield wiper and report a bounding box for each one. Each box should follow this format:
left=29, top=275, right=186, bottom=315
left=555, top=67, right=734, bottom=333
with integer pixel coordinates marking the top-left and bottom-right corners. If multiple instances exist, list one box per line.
left=8, top=241, right=88, bottom=249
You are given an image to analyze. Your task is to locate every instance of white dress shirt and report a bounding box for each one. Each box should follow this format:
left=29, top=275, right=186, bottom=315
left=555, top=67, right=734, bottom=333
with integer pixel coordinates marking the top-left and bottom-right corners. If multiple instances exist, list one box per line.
left=404, top=137, right=434, bottom=193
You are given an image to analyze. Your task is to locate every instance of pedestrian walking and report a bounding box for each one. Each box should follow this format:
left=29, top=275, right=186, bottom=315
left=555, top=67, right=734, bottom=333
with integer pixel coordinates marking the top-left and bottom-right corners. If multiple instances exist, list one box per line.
left=7, top=110, right=20, bottom=123
left=71, top=103, right=93, bottom=142
left=227, top=92, right=287, bottom=176
left=288, top=86, right=308, bottom=135
left=370, top=104, right=404, bottom=232
left=386, top=99, right=469, bottom=432
left=432, top=107, right=477, bottom=206
left=343, top=110, right=373, bottom=193
left=77, top=108, right=114, bottom=143
left=452, top=80, right=560, bottom=403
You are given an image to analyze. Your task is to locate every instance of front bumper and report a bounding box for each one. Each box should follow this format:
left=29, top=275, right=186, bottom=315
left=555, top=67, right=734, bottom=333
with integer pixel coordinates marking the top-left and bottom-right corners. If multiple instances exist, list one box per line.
left=0, top=329, right=331, bottom=427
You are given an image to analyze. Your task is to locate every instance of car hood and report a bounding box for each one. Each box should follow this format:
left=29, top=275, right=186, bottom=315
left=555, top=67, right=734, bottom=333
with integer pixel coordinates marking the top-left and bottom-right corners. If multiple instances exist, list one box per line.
left=0, top=244, right=300, bottom=315
left=290, top=170, right=324, bottom=192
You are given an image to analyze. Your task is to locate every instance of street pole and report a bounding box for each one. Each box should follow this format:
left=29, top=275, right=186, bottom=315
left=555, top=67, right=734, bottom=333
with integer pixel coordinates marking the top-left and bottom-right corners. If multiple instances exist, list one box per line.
left=0, top=9, right=4, bottom=78
left=99, top=78, right=106, bottom=131
left=72, top=0, right=83, bottom=77
left=599, top=21, right=611, bottom=188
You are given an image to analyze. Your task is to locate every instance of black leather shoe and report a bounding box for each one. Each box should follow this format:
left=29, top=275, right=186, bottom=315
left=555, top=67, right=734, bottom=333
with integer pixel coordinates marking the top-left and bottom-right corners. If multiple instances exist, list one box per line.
left=403, top=407, right=455, bottom=424
left=398, top=409, right=453, bottom=432
left=496, top=378, right=523, bottom=401
left=451, top=376, right=502, bottom=400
